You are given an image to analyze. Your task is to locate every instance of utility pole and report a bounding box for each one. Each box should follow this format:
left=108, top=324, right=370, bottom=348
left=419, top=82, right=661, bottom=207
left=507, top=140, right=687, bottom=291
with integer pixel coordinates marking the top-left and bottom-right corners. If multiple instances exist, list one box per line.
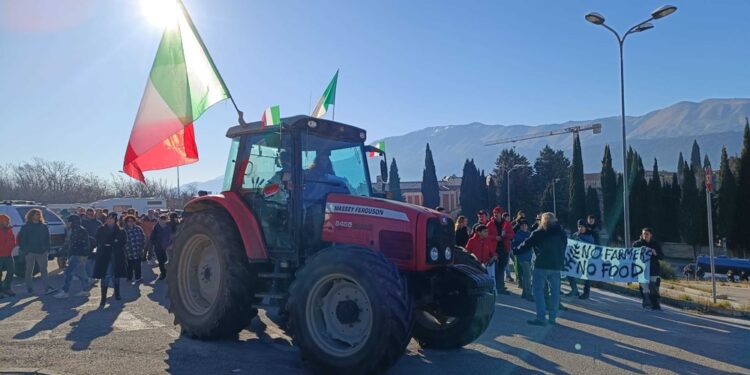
left=705, top=166, right=717, bottom=304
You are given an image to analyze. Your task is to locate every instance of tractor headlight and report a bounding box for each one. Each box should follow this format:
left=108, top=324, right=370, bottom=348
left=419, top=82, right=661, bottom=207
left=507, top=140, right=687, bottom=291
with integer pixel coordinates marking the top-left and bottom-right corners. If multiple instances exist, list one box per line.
left=444, top=246, right=452, bottom=261
left=430, top=247, right=439, bottom=261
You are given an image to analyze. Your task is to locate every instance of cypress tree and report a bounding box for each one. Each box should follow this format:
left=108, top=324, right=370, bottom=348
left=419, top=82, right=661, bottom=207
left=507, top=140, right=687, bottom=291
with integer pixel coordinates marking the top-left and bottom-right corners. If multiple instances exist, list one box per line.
left=677, top=152, right=685, bottom=186
left=421, top=143, right=440, bottom=208
left=585, top=186, right=601, bottom=221
left=614, top=173, right=624, bottom=244
left=647, top=158, right=663, bottom=236
left=600, top=145, right=618, bottom=244
left=660, top=173, right=682, bottom=242
left=479, top=170, right=488, bottom=211
left=459, top=159, right=481, bottom=224
left=681, top=161, right=702, bottom=256
left=486, top=175, right=498, bottom=211
left=568, top=133, right=587, bottom=227
left=388, top=158, right=403, bottom=202
left=629, top=151, right=649, bottom=240
left=717, top=147, right=737, bottom=251
left=733, top=119, right=750, bottom=257
left=691, top=140, right=705, bottom=188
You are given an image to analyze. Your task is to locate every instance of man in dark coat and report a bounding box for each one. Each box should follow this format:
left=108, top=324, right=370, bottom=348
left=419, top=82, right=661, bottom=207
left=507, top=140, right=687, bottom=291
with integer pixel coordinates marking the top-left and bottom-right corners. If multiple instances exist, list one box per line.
left=518, top=212, right=567, bottom=326
left=149, top=214, right=172, bottom=280
left=94, top=213, right=127, bottom=307
left=81, top=208, right=102, bottom=283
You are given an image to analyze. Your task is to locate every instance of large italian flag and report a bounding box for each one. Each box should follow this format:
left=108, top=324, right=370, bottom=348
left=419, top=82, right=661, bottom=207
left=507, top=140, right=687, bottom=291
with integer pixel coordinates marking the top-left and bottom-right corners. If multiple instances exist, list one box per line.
left=123, top=2, right=229, bottom=182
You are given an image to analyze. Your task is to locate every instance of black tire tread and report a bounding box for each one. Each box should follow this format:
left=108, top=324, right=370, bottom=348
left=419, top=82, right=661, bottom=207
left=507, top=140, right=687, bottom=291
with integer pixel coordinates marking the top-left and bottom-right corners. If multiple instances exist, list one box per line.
left=286, top=246, right=414, bottom=375
left=166, top=208, right=258, bottom=339
left=413, top=248, right=495, bottom=349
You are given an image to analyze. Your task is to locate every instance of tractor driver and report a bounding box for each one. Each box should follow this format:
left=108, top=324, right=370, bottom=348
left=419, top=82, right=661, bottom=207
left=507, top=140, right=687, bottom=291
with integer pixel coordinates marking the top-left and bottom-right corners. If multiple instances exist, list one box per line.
left=303, top=149, right=350, bottom=203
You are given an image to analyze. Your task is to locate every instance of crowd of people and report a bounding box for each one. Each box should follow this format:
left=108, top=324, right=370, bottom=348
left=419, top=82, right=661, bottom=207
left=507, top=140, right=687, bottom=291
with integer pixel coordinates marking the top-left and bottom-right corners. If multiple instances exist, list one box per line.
left=0, top=206, right=182, bottom=308
left=454, top=206, right=664, bottom=326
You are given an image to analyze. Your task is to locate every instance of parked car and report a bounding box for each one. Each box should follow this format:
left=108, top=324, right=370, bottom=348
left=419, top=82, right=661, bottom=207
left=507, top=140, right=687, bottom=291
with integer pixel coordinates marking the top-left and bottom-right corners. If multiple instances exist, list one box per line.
left=0, top=201, right=67, bottom=276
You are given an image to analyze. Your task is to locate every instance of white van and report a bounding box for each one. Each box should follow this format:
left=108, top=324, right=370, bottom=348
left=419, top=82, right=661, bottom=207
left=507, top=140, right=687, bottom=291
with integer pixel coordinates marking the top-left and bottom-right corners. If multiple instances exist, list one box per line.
left=90, top=198, right=167, bottom=214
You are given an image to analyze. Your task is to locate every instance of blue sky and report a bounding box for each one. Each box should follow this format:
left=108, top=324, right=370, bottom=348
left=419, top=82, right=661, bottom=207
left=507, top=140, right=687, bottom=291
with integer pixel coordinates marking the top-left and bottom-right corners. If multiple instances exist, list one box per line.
left=1, top=0, right=749, bottom=185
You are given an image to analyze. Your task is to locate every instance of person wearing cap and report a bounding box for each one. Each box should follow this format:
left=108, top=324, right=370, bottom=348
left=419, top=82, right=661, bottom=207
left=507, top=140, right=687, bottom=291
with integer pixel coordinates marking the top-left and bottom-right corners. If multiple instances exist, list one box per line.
left=566, top=219, right=594, bottom=299
left=486, top=206, right=514, bottom=294
left=54, top=215, right=92, bottom=299
left=0, top=214, right=16, bottom=298
left=93, top=212, right=127, bottom=307
left=476, top=210, right=488, bottom=225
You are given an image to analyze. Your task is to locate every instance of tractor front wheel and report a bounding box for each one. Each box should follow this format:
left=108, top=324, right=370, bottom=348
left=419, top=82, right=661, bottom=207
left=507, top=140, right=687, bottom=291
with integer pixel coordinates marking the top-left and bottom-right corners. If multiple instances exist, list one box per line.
left=167, top=209, right=258, bottom=339
left=413, top=250, right=495, bottom=349
left=286, top=246, right=413, bottom=374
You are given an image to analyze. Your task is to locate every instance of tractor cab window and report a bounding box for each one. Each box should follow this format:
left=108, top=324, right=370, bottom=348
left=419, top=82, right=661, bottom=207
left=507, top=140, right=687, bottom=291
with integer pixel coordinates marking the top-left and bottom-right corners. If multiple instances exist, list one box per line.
left=301, top=133, right=371, bottom=199
left=236, top=131, right=293, bottom=250
left=237, top=132, right=289, bottom=192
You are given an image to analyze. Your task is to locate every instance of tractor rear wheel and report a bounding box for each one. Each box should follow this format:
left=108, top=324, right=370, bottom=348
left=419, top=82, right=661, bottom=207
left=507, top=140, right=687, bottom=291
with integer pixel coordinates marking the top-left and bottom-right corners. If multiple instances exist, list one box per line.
left=286, top=246, right=413, bottom=374
left=413, top=248, right=495, bottom=349
left=167, top=208, right=258, bottom=339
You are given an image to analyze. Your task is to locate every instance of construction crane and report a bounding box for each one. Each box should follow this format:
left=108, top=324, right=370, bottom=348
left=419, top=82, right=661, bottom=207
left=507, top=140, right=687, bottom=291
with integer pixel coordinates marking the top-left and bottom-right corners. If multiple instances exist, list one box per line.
left=484, top=123, right=602, bottom=146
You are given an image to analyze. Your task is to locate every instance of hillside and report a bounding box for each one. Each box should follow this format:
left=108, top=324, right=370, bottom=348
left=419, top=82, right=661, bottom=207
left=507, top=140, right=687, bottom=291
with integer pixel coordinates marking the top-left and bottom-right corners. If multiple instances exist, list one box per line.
left=192, top=98, right=750, bottom=189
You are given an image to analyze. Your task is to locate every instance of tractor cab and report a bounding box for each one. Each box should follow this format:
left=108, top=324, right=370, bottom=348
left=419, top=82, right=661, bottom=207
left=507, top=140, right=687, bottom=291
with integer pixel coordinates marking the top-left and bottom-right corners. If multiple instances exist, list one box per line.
left=223, top=116, right=384, bottom=255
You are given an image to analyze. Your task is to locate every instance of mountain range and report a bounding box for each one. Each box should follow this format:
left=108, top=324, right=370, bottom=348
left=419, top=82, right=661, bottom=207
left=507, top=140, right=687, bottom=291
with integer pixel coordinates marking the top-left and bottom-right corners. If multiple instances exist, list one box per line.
left=192, top=98, right=750, bottom=191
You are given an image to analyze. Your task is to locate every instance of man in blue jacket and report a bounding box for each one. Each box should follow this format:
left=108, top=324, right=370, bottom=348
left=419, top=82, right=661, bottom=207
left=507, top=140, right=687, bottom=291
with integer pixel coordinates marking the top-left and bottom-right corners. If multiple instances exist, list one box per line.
left=511, top=221, right=533, bottom=301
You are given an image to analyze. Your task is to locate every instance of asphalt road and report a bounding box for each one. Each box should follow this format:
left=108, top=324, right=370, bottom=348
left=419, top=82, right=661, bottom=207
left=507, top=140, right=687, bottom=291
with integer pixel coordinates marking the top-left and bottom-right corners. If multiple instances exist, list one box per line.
left=1, top=262, right=749, bottom=375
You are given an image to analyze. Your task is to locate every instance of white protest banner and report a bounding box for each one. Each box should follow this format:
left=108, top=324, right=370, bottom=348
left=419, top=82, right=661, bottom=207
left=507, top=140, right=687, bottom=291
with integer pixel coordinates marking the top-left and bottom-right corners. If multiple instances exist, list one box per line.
left=562, top=239, right=652, bottom=283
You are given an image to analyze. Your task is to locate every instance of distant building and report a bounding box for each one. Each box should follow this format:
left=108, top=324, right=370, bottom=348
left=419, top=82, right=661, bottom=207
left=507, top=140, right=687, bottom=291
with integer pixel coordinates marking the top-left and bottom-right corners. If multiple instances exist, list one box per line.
left=373, top=176, right=462, bottom=215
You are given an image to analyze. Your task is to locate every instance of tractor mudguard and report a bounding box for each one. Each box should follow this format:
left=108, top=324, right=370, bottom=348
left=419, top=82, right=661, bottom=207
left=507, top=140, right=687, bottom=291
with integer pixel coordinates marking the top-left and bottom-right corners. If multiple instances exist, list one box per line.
left=437, top=264, right=496, bottom=318
left=184, top=192, right=268, bottom=260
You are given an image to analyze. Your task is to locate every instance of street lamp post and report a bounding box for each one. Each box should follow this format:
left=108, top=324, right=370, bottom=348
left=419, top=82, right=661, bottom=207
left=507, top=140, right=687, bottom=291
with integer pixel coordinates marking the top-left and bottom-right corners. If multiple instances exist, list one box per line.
left=507, top=164, right=525, bottom=216
left=585, top=5, right=677, bottom=246
left=551, top=178, right=561, bottom=216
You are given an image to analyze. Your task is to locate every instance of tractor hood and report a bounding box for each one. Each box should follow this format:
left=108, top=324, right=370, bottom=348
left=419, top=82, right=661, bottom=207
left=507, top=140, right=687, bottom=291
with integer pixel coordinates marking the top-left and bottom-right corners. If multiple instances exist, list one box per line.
left=322, top=194, right=453, bottom=271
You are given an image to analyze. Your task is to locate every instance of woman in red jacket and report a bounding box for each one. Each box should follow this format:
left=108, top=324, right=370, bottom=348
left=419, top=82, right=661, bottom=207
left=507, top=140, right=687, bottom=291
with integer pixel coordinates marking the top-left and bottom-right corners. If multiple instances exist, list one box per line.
left=0, top=214, right=16, bottom=298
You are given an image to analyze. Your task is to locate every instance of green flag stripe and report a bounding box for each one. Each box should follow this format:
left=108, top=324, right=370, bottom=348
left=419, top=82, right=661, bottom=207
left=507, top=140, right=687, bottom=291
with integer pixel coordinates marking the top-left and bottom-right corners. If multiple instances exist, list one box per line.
left=271, top=106, right=280, bottom=124
left=149, top=25, right=191, bottom=124
left=323, top=70, right=339, bottom=109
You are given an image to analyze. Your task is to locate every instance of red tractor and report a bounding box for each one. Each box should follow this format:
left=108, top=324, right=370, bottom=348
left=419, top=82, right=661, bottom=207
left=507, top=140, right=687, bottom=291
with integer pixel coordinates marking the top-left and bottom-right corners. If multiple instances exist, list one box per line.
left=166, top=115, right=495, bottom=374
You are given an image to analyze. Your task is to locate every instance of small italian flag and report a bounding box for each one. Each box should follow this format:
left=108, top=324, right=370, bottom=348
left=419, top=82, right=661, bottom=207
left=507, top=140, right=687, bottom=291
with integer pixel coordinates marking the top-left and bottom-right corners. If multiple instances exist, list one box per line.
left=122, top=1, right=229, bottom=182
left=311, top=69, right=339, bottom=118
left=261, top=105, right=280, bottom=127
left=369, top=141, right=385, bottom=157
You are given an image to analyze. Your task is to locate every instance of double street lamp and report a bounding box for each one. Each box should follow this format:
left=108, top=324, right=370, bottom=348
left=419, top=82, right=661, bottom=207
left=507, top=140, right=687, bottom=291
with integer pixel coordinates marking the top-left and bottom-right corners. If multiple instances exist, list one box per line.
left=584, top=5, right=677, bottom=246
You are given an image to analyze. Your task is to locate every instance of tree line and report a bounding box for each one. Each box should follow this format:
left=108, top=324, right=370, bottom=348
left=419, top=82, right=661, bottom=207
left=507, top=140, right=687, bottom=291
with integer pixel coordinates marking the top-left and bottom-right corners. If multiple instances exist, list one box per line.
left=0, top=158, right=197, bottom=206
left=396, top=119, right=750, bottom=259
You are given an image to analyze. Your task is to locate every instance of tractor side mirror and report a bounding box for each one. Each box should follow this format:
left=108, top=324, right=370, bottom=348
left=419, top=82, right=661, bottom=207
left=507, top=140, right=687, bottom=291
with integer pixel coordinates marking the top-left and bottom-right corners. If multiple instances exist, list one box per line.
left=364, top=145, right=387, bottom=183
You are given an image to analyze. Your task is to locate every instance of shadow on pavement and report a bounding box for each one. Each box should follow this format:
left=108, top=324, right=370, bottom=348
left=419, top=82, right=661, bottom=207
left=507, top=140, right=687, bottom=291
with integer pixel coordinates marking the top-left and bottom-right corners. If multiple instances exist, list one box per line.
left=164, top=316, right=306, bottom=375
left=64, top=279, right=140, bottom=351
left=475, top=288, right=749, bottom=375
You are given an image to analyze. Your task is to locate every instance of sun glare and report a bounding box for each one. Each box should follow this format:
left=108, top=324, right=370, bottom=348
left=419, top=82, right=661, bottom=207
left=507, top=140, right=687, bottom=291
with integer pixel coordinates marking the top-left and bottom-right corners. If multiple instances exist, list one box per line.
left=140, top=0, right=179, bottom=29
